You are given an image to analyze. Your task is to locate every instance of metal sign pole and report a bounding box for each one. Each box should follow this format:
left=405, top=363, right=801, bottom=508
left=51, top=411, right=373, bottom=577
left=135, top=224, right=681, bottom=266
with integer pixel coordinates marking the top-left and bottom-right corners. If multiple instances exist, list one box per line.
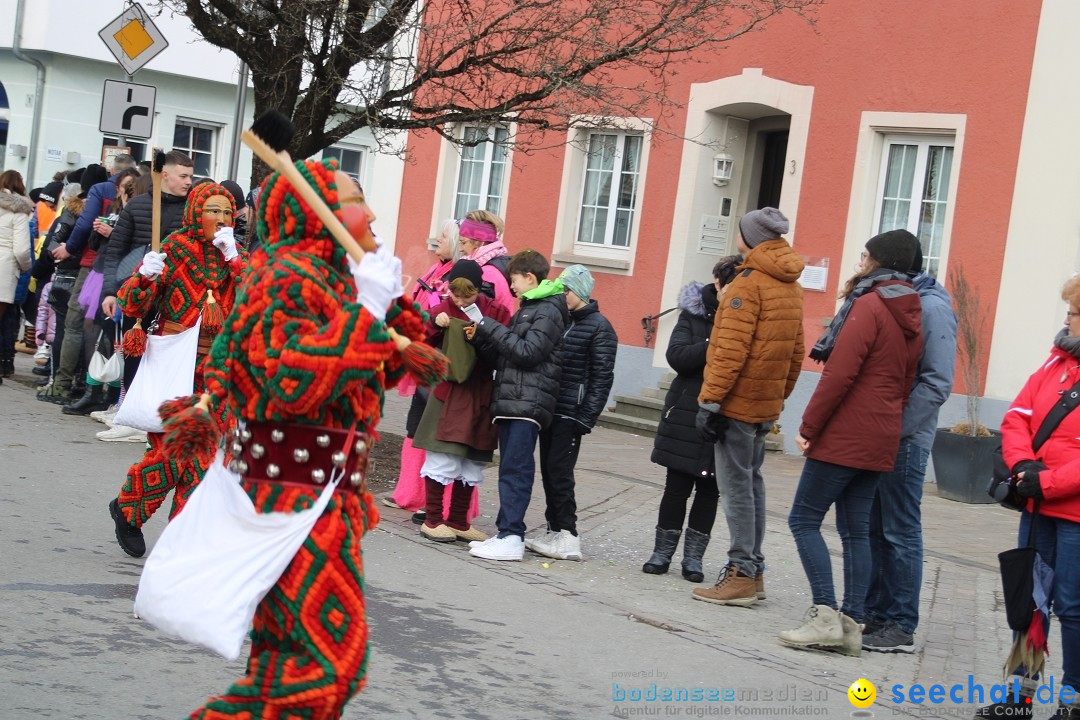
left=226, top=62, right=249, bottom=182
left=114, top=73, right=134, bottom=151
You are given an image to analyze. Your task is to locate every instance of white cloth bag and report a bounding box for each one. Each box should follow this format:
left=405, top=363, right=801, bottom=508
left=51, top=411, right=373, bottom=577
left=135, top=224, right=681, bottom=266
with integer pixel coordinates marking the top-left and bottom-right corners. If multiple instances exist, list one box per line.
left=134, top=453, right=338, bottom=660
left=87, top=325, right=124, bottom=384
left=113, top=317, right=201, bottom=433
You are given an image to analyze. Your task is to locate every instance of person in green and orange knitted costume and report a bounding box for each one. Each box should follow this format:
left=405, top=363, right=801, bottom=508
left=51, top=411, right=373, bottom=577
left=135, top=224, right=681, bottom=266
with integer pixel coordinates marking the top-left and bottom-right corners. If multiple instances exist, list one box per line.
left=177, top=159, right=431, bottom=719
left=108, top=182, right=249, bottom=558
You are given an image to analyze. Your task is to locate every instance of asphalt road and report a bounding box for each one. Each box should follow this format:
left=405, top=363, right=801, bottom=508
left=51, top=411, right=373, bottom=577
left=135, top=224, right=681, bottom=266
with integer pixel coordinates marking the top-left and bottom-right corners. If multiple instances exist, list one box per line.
left=0, top=367, right=1022, bottom=719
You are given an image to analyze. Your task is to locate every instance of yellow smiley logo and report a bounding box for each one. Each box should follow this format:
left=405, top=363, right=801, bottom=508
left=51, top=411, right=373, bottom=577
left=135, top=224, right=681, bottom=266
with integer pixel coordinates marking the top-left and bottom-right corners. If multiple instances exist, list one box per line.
left=848, top=678, right=876, bottom=709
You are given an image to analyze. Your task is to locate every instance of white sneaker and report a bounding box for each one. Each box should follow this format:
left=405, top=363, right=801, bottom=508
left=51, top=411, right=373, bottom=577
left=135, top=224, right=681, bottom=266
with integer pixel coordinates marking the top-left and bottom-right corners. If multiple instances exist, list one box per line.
left=91, top=406, right=119, bottom=424
left=523, top=528, right=553, bottom=553
left=97, top=425, right=147, bottom=443
left=468, top=534, right=524, bottom=561
left=33, top=343, right=50, bottom=365
left=529, top=529, right=583, bottom=561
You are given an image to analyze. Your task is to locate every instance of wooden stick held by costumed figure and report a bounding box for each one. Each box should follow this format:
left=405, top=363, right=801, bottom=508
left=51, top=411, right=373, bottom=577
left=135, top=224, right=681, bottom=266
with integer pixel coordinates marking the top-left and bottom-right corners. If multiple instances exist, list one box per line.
left=122, top=151, right=167, bottom=358
left=241, top=110, right=448, bottom=385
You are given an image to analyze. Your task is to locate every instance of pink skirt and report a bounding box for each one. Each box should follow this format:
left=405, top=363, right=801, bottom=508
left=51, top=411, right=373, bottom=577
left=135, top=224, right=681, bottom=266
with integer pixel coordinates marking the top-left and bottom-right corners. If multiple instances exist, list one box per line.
left=392, top=437, right=480, bottom=521
left=78, top=270, right=104, bottom=317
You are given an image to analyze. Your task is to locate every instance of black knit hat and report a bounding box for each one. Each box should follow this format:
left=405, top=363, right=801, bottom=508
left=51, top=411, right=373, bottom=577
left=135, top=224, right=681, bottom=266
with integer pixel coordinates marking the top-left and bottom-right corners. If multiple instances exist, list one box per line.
left=447, top=258, right=484, bottom=291
left=38, top=181, right=64, bottom=205
left=80, top=164, right=109, bottom=196
left=866, top=229, right=919, bottom=273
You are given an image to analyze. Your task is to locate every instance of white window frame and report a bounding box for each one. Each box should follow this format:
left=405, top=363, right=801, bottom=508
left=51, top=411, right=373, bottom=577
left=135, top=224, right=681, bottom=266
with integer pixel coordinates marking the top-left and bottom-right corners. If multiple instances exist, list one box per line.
left=840, top=112, right=965, bottom=292
left=172, top=118, right=222, bottom=178
left=552, top=116, right=652, bottom=273
left=574, top=131, right=643, bottom=251
left=872, top=134, right=956, bottom=277
left=452, top=125, right=510, bottom=219
left=322, top=144, right=369, bottom=185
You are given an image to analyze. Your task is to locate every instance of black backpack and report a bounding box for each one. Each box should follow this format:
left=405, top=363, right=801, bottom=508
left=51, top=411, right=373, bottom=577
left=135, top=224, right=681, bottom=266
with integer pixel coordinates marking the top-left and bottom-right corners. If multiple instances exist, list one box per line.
left=487, top=254, right=512, bottom=286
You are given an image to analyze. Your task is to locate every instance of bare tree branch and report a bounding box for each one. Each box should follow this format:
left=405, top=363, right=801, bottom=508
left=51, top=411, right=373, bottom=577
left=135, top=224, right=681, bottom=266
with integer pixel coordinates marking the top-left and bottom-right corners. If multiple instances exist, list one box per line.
left=152, top=0, right=820, bottom=186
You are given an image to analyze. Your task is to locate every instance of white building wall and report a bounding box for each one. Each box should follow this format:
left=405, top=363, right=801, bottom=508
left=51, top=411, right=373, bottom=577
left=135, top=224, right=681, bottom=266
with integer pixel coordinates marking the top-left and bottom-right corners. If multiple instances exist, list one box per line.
left=0, top=0, right=406, bottom=246
left=985, top=0, right=1080, bottom=402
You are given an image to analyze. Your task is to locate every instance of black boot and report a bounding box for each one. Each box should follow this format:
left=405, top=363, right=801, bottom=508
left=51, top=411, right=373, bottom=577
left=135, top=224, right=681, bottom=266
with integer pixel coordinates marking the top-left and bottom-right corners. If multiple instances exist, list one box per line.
left=681, top=527, right=711, bottom=583
left=0, top=356, right=13, bottom=378
left=63, top=385, right=109, bottom=415
left=642, top=527, right=682, bottom=575
left=109, top=498, right=146, bottom=558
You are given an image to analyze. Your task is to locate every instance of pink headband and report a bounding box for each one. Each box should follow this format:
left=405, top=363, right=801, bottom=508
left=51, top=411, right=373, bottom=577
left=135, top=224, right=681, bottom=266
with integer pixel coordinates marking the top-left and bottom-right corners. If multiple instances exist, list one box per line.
left=458, top=218, right=497, bottom=244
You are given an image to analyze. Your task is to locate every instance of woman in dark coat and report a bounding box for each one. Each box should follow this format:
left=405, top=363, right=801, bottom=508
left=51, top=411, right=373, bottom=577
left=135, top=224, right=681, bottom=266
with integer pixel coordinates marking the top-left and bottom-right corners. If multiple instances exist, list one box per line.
left=643, top=257, right=740, bottom=582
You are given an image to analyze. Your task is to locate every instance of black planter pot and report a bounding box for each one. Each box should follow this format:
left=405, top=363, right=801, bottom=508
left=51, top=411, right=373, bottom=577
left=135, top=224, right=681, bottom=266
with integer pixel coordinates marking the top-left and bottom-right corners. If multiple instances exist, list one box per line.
left=931, top=428, right=1001, bottom=504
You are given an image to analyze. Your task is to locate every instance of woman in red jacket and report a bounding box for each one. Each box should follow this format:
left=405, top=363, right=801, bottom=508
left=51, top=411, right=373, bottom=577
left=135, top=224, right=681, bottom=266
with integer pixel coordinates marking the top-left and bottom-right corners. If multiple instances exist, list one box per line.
left=778, top=230, right=923, bottom=656
left=987, top=276, right=1080, bottom=718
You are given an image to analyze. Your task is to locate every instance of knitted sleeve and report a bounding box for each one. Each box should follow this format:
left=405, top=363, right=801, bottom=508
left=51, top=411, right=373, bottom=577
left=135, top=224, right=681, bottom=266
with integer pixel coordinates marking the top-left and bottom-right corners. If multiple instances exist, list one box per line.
left=116, top=258, right=168, bottom=318
left=381, top=296, right=428, bottom=387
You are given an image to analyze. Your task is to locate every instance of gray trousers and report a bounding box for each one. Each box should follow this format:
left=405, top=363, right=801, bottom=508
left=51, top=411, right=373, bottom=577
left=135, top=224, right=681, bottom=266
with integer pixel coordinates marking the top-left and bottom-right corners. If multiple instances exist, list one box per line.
left=715, top=417, right=772, bottom=578
left=57, top=267, right=90, bottom=389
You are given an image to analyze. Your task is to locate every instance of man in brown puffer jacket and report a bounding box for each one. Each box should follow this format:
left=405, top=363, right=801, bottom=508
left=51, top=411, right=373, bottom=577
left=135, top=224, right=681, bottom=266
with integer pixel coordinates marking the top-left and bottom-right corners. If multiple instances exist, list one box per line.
left=692, top=207, right=805, bottom=608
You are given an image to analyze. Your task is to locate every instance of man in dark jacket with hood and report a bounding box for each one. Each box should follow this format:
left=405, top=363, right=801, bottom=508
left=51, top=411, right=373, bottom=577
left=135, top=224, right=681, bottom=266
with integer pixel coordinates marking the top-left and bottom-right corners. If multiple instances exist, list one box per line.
left=863, top=233, right=957, bottom=653
left=464, top=249, right=569, bottom=562
left=526, top=264, right=617, bottom=562
left=100, top=151, right=193, bottom=318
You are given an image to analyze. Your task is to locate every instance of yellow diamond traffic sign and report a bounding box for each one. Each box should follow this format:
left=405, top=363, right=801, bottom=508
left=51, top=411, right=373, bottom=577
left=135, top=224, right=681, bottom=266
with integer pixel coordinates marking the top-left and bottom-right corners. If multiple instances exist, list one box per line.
left=114, top=20, right=155, bottom=61
left=99, top=3, right=168, bottom=75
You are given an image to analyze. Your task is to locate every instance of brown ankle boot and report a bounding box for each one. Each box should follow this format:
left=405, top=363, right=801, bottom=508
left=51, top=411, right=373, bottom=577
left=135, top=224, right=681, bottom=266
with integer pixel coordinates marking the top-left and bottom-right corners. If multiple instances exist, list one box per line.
left=420, top=478, right=455, bottom=542
left=691, top=564, right=758, bottom=607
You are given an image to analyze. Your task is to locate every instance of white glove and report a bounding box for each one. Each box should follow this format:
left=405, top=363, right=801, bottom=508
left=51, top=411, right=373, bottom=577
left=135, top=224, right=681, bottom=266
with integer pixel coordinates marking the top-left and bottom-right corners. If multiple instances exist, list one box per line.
left=461, top=303, right=483, bottom=323
left=348, top=245, right=403, bottom=322
left=371, top=236, right=404, bottom=299
left=138, top=251, right=167, bottom=279
left=212, top=227, right=239, bottom=261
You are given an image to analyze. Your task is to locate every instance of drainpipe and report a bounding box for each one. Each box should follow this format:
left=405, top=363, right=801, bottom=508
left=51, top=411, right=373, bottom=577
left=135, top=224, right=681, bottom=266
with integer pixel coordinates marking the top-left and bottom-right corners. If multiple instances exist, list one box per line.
left=12, top=0, right=46, bottom=185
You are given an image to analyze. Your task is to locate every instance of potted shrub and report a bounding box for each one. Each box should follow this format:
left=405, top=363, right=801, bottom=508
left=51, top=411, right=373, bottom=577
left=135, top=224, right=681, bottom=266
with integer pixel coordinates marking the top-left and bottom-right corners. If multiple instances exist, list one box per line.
left=932, top=262, right=998, bottom=503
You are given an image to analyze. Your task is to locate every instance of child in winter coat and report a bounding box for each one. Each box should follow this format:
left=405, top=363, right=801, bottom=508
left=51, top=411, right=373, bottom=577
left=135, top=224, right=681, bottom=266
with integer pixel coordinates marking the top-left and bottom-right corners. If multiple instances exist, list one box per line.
left=465, top=249, right=569, bottom=562
left=526, top=264, right=617, bottom=562
left=412, top=259, right=511, bottom=542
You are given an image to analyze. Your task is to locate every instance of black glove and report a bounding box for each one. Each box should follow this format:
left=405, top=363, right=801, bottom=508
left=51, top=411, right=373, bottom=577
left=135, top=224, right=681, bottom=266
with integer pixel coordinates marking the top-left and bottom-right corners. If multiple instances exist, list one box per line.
left=1016, top=469, right=1044, bottom=499
left=1012, top=459, right=1047, bottom=476
left=696, top=405, right=728, bottom=444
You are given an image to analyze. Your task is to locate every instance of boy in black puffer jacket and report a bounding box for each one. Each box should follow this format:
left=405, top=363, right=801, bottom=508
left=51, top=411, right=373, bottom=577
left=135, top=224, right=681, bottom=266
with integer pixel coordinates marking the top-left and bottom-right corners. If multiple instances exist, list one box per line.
left=465, top=249, right=568, bottom=562
left=526, top=264, right=616, bottom=562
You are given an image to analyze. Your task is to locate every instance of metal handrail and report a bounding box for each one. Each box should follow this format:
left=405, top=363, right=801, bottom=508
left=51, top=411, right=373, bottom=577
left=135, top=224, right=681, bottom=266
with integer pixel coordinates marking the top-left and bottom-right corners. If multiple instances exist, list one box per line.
left=641, top=307, right=679, bottom=347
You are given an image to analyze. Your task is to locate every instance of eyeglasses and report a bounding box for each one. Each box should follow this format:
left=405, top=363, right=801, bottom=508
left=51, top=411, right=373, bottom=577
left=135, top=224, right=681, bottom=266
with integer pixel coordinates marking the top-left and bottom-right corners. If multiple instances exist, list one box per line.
left=1067, top=311, right=1080, bottom=319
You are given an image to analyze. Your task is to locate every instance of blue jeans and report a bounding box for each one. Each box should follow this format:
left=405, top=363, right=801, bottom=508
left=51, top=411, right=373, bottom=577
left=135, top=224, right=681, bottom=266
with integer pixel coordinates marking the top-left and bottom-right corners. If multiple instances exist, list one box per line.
left=866, top=442, right=930, bottom=634
left=1014, top=511, right=1080, bottom=692
left=495, top=419, right=540, bottom=539
left=788, top=458, right=880, bottom=622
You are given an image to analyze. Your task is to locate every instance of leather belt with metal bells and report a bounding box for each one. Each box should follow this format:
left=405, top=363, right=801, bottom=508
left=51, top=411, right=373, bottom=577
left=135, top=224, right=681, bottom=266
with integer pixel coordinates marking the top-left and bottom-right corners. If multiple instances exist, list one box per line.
left=226, top=421, right=371, bottom=492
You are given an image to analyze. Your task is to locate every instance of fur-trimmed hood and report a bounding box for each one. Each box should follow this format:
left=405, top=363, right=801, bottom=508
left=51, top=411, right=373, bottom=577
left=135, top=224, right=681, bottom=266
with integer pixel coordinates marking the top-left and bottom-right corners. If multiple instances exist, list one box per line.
left=677, top=281, right=719, bottom=320
left=0, top=190, right=34, bottom=215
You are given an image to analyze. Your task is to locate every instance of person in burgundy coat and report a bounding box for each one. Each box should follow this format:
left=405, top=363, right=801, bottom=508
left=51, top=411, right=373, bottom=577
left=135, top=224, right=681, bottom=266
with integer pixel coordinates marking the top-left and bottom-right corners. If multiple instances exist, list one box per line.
left=778, top=230, right=923, bottom=656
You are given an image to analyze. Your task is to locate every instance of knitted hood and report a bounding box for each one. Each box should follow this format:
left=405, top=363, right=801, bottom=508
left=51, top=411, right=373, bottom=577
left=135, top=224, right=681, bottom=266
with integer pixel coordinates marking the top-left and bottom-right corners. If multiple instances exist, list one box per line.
left=252, top=159, right=352, bottom=292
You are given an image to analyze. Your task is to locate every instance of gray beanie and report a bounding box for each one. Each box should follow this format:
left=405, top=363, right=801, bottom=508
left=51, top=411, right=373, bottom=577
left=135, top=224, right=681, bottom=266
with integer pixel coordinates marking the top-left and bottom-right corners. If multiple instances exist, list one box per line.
left=738, top=207, right=790, bottom=248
